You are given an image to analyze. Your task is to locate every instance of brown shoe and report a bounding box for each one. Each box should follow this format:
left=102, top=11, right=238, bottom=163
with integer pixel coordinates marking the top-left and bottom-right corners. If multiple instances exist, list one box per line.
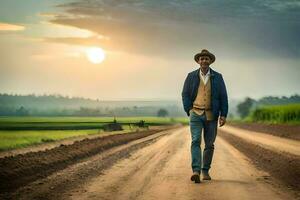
left=202, top=171, right=211, bottom=180
left=190, top=172, right=201, bottom=183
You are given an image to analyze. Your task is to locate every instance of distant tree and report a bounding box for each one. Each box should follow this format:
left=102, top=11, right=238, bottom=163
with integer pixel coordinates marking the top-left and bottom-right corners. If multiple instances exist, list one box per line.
left=258, top=94, right=300, bottom=105
left=290, top=94, right=300, bottom=102
left=237, top=97, right=255, bottom=118
left=16, top=106, right=29, bottom=116
left=157, top=109, right=168, bottom=117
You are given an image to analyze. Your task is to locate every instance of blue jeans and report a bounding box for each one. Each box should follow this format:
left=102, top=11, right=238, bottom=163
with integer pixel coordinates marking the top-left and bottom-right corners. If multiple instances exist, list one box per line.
left=189, top=110, right=218, bottom=173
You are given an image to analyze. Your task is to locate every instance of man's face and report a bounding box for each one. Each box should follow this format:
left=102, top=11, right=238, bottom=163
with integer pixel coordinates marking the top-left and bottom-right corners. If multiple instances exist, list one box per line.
left=197, top=56, right=211, bottom=68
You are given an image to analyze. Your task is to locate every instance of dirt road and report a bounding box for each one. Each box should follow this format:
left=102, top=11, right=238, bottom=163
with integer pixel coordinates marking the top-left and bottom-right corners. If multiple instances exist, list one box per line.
left=68, top=127, right=293, bottom=200
left=3, top=126, right=297, bottom=200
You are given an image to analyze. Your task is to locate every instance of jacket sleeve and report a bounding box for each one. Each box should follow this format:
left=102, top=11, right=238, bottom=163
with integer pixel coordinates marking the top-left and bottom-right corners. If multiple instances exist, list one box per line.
left=181, top=74, right=192, bottom=116
left=219, top=74, right=228, bottom=118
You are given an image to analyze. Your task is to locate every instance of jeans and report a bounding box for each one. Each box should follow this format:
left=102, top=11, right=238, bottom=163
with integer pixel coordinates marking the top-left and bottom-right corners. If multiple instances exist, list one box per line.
left=189, top=110, right=218, bottom=173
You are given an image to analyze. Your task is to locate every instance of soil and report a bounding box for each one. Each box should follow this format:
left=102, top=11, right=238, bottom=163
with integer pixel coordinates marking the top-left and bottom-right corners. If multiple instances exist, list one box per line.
left=0, top=125, right=179, bottom=196
left=228, top=122, right=300, bottom=141
left=219, top=130, right=300, bottom=198
left=0, top=125, right=298, bottom=200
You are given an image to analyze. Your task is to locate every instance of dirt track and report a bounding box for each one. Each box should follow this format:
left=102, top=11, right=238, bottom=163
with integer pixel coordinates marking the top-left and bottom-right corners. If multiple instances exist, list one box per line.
left=1, top=125, right=299, bottom=200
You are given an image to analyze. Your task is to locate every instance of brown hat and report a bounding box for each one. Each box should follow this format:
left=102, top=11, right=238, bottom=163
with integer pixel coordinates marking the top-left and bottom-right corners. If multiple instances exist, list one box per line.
left=194, top=49, right=215, bottom=63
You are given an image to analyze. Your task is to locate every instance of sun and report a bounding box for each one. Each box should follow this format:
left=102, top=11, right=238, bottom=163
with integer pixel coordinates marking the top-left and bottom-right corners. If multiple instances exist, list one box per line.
left=85, top=47, right=106, bottom=64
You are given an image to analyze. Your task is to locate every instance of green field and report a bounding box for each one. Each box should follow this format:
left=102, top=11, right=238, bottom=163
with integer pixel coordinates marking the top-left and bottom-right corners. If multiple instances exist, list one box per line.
left=247, top=104, right=300, bottom=124
left=226, top=104, right=300, bottom=125
left=0, top=129, right=99, bottom=151
left=0, top=125, right=144, bottom=151
left=0, top=116, right=189, bottom=151
left=0, top=116, right=189, bottom=130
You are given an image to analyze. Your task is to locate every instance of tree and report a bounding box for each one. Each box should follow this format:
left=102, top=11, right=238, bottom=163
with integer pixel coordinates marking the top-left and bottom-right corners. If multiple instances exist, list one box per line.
left=16, top=106, right=29, bottom=116
left=237, top=97, right=255, bottom=118
left=157, top=109, right=168, bottom=117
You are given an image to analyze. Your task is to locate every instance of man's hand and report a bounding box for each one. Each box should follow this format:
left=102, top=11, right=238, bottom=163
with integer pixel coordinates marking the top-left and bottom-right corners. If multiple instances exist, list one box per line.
left=219, top=116, right=226, bottom=127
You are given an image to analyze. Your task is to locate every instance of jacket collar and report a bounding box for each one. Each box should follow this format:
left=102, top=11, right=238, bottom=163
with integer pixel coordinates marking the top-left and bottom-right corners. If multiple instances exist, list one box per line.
left=195, top=67, right=215, bottom=79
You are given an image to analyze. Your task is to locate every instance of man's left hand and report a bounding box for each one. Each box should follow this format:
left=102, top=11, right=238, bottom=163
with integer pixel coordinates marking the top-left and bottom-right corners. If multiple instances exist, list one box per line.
left=219, top=116, right=226, bottom=127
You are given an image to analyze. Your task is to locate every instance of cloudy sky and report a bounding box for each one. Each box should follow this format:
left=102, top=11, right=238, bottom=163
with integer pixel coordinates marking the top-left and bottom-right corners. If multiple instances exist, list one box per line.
left=0, top=0, right=299, bottom=101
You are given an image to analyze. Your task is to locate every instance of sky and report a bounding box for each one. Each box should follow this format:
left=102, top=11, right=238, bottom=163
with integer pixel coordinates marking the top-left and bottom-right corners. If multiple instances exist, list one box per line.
left=0, top=0, right=299, bottom=101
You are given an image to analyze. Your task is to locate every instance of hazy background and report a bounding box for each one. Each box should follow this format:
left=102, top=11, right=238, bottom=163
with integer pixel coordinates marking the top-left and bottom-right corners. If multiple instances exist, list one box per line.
left=1, top=0, right=299, bottom=102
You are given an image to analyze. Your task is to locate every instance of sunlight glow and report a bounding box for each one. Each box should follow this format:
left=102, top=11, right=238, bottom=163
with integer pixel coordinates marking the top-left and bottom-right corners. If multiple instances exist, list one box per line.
left=85, top=47, right=106, bottom=64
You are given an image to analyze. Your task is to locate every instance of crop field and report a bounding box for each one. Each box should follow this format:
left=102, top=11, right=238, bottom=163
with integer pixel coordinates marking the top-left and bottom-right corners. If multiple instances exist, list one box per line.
left=0, top=116, right=189, bottom=150
left=250, top=104, right=300, bottom=124
left=0, top=116, right=188, bottom=130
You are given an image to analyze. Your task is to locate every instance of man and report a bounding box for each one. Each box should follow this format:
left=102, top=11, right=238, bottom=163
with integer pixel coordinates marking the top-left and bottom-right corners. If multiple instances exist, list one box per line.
left=181, top=49, right=228, bottom=184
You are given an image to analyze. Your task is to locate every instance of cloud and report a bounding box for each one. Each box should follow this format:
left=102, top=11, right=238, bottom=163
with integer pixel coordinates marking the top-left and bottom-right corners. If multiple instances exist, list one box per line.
left=43, top=0, right=300, bottom=59
left=43, top=36, right=112, bottom=49
left=262, top=1, right=300, bottom=12
left=0, top=22, right=25, bottom=31
left=38, top=12, right=59, bottom=18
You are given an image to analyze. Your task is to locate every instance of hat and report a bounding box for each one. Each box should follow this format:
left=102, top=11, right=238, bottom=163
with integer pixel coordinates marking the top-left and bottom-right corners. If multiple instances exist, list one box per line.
left=194, top=49, right=215, bottom=63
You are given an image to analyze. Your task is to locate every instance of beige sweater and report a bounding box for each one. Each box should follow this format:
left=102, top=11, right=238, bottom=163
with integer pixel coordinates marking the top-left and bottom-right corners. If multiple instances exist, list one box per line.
left=190, top=76, right=213, bottom=120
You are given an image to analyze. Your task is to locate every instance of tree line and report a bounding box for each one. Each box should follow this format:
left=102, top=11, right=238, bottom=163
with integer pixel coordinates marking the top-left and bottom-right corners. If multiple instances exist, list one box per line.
left=0, top=93, right=176, bottom=117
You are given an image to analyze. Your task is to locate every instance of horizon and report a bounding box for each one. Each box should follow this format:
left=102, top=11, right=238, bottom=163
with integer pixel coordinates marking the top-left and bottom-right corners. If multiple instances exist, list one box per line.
left=1, top=92, right=299, bottom=103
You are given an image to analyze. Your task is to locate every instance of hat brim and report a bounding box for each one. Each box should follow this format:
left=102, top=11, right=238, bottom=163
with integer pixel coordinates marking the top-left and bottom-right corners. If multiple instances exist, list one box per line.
left=194, top=52, right=215, bottom=63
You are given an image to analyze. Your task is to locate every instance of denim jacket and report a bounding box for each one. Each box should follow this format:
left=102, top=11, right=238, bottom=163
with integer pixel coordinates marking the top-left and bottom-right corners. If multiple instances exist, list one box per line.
left=181, top=67, right=228, bottom=120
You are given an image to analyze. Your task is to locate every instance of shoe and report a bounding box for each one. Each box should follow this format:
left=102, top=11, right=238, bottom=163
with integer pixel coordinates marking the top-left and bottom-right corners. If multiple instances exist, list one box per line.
left=202, top=171, right=211, bottom=180
left=190, top=172, right=201, bottom=183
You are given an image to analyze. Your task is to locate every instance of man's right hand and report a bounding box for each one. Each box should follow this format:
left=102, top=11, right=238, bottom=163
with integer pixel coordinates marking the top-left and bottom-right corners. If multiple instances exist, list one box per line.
left=219, top=116, right=226, bottom=127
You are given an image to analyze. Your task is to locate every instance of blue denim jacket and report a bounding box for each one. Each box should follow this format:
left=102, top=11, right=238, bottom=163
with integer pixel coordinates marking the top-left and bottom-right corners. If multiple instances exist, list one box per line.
left=181, top=67, right=228, bottom=120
